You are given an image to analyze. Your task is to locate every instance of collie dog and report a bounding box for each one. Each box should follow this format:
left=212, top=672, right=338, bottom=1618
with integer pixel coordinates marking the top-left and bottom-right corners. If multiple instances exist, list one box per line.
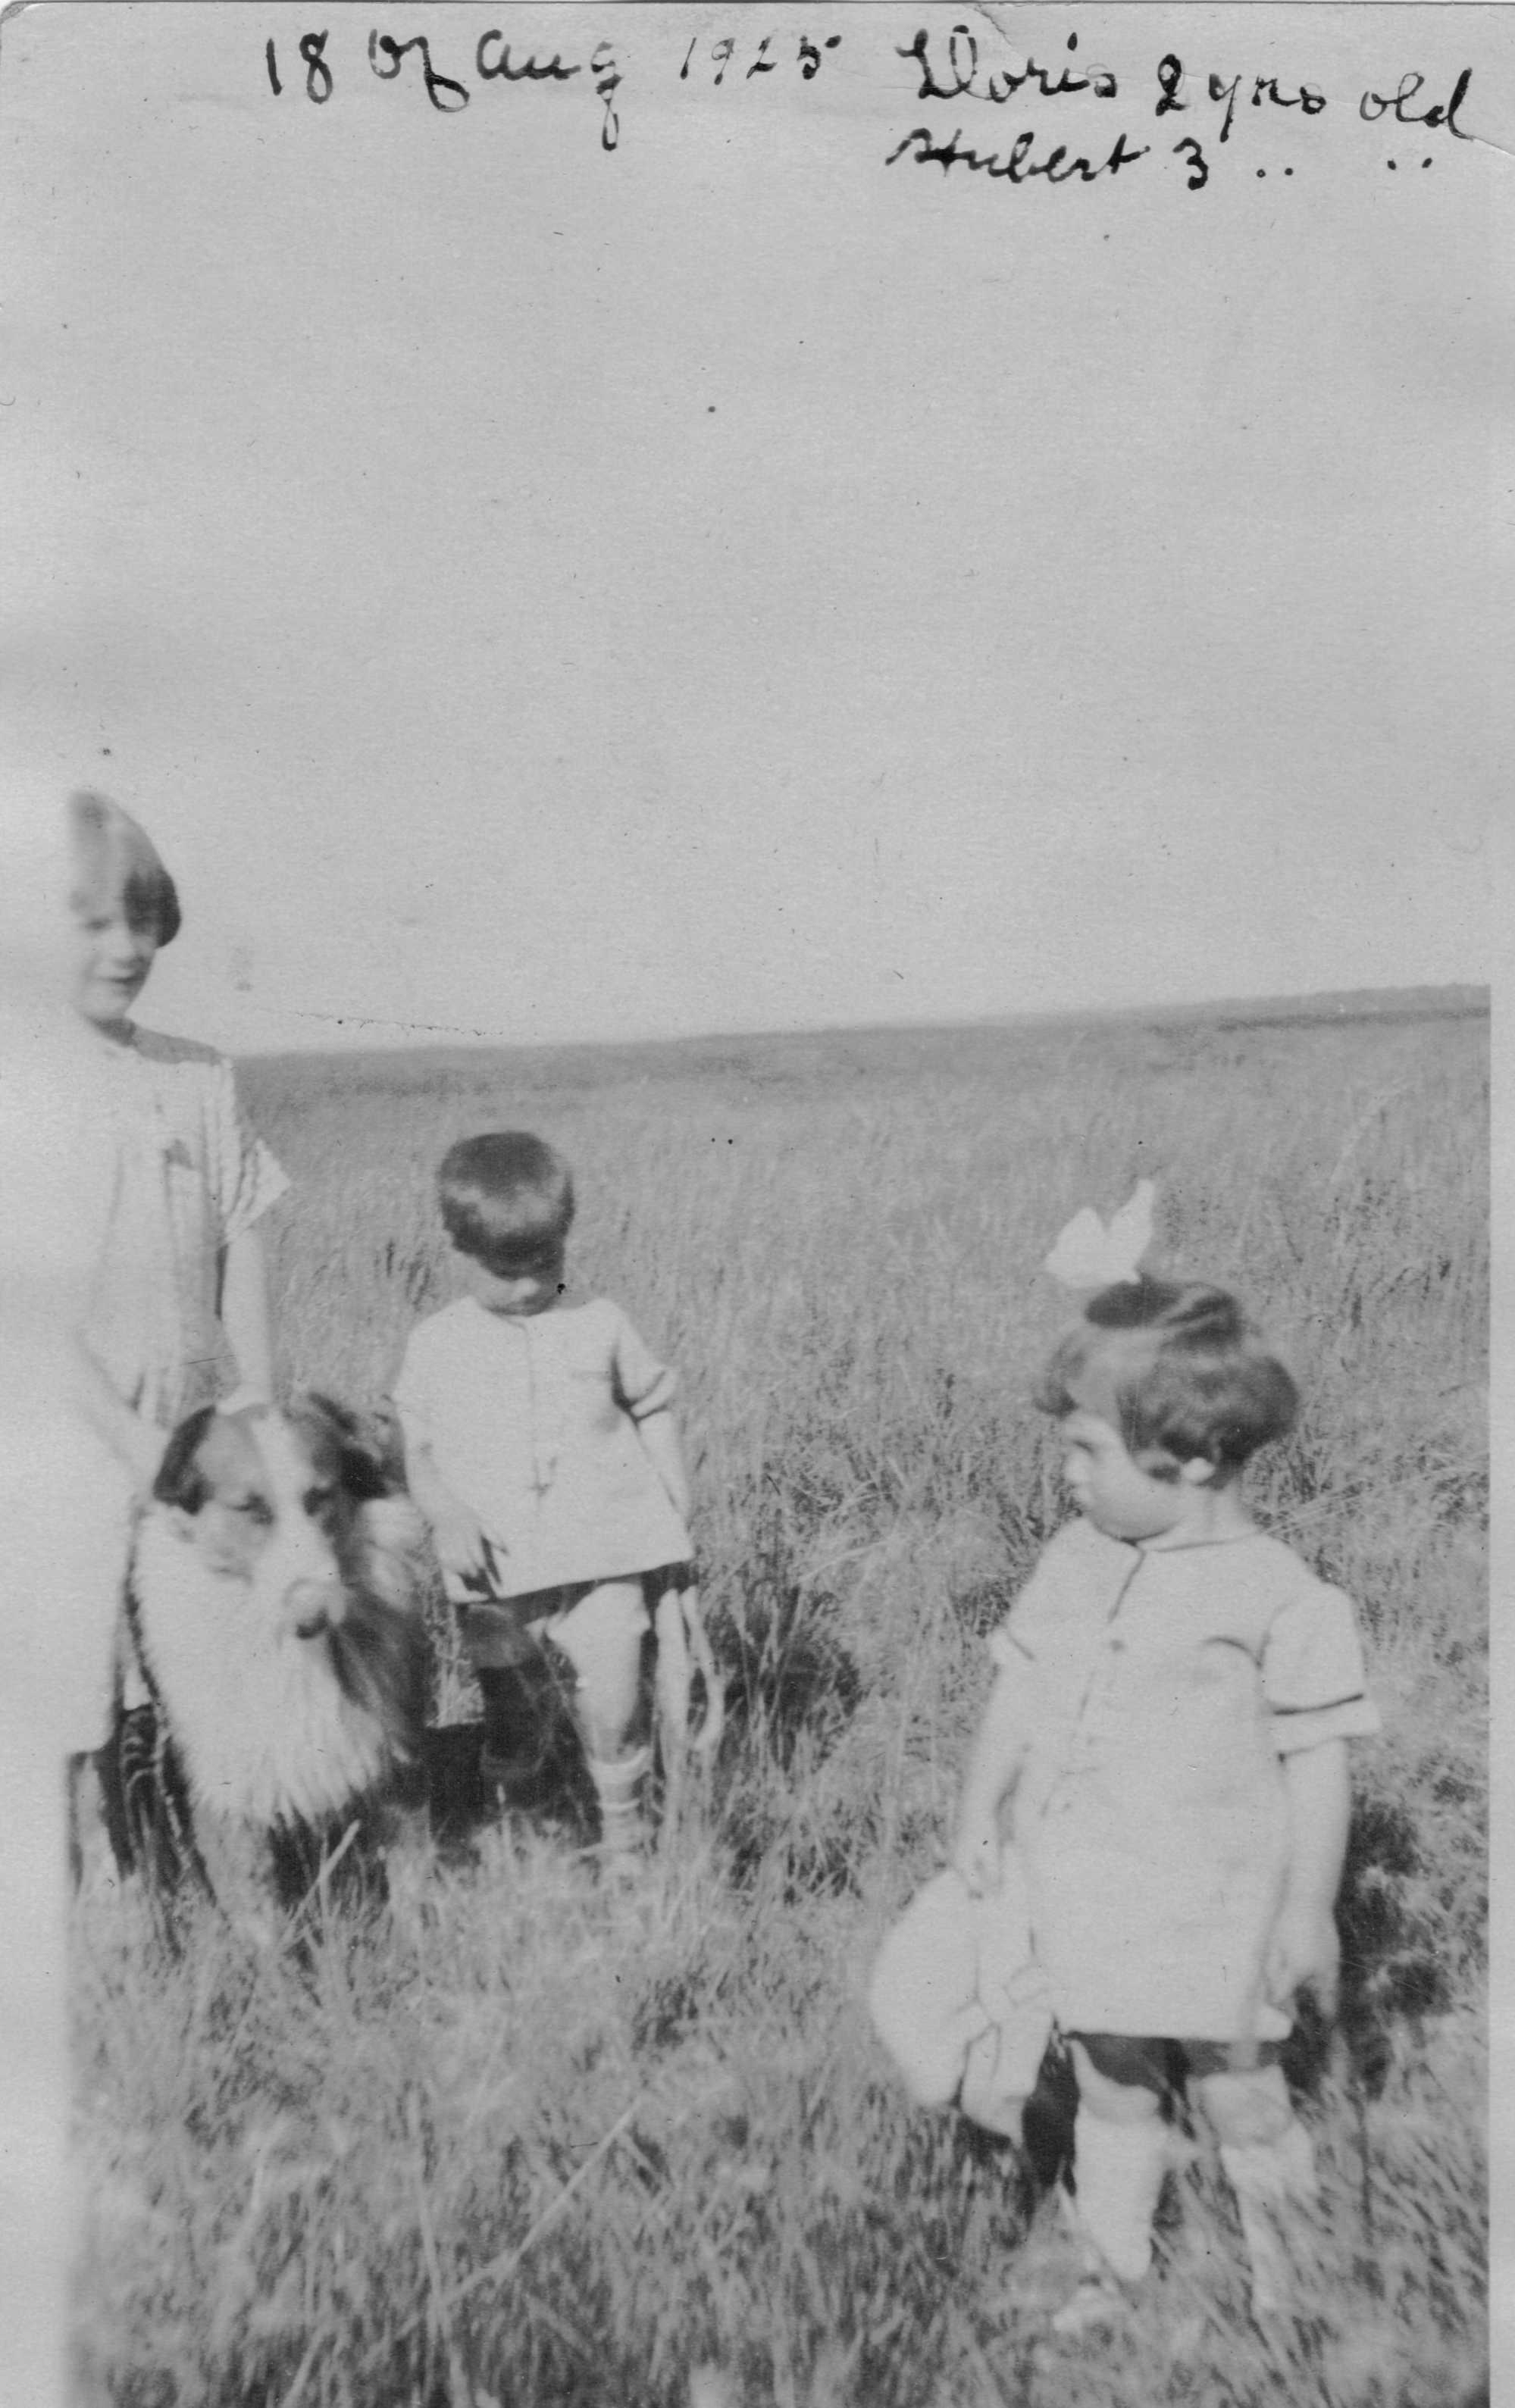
left=121, top=1396, right=431, bottom=1922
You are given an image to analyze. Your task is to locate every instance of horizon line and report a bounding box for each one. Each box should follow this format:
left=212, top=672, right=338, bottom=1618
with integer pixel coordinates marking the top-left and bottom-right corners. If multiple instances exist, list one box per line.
left=232, top=980, right=1489, bottom=1065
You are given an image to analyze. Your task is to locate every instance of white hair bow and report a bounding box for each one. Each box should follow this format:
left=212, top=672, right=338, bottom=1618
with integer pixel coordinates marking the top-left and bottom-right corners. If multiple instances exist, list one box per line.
left=1044, top=1179, right=1157, bottom=1293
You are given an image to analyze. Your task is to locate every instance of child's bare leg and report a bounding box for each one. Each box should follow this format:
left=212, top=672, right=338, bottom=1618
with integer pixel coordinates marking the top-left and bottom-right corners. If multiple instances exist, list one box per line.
left=551, top=1581, right=651, bottom=1857
left=1194, top=2062, right=1316, bottom=2318
left=555, top=1581, right=646, bottom=1756
left=1065, top=2041, right=1170, bottom=2292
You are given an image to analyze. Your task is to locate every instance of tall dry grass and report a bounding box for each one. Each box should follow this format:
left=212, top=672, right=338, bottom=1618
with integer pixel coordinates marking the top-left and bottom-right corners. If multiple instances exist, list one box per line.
left=74, top=1005, right=1487, bottom=2406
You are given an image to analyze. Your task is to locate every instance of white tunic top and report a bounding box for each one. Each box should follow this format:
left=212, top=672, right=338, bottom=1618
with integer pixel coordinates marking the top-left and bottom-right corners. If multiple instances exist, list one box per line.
left=391, top=1295, right=690, bottom=1600
left=991, top=1516, right=1379, bottom=2041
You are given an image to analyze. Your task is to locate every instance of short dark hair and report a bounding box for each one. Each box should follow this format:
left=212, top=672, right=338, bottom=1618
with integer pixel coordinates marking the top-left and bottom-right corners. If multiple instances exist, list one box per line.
left=1034, top=1278, right=1298, bottom=1475
left=437, top=1133, right=574, bottom=1271
left=67, top=790, right=181, bottom=947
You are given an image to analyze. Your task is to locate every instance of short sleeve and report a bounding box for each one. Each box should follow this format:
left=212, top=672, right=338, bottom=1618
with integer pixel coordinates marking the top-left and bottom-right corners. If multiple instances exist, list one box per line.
left=209, top=1059, right=290, bottom=1243
left=1263, top=1575, right=1381, bottom=1755
left=986, top=1527, right=1081, bottom=1674
left=609, top=1307, right=678, bottom=1421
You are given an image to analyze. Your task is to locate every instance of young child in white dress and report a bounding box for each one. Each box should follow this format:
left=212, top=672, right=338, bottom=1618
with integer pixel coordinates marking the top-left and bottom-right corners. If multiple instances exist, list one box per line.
left=392, top=1133, right=693, bottom=1861
left=953, top=1239, right=1379, bottom=2329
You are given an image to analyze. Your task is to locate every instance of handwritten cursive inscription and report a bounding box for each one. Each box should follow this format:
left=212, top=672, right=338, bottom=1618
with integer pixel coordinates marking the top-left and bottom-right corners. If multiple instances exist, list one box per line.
left=368, top=30, right=470, bottom=113
left=897, top=24, right=1119, bottom=104
left=266, top=24, right=621, bottom=143
left=1155, top=55, right=1327, bottom=142
left=885, top=123, right=1150, bottom=184
left=679, top=31, right=842, bottom=85
left=1359, top=69, right=1473, bottom=136
left=474, top=34, right=579, bottom=86
left=258, top=23, right=1481, bottom=199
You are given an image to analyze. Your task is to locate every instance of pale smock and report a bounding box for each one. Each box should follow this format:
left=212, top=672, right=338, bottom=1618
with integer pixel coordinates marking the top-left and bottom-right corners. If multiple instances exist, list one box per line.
left=67, top=1024, right=290, bottom=1751
left=990, top=1517, right=1379, bottom=2042
left=391, top=1296, right=690, bottom=1601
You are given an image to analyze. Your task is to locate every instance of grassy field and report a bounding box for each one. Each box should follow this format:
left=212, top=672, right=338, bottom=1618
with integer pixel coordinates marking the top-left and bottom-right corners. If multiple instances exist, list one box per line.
left=71, top=999, right=1488, bottom=2408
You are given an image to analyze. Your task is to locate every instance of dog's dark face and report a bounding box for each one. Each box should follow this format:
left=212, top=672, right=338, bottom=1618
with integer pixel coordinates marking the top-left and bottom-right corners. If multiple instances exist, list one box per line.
left=153, top=1397, right=387, bottom=1639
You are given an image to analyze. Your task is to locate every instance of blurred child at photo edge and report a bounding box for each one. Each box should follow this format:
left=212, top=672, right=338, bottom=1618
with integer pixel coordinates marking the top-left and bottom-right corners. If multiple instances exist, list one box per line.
left=951, top=1264, right=1379, bottom=2331
left=63, top=793, right=290, bottom=1831
left=0, top=794, right=288, bottom=2404
left=390, top=1132, right=693, bottom=1864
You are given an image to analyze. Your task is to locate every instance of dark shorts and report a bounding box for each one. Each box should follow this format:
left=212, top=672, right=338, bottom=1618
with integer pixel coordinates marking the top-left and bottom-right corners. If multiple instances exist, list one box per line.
left=459, top=1592, right=593, bottom=1670
left=457, top=1566, right=692, bottom=1670
left=1067, top=2031, right=1283, bottom=2094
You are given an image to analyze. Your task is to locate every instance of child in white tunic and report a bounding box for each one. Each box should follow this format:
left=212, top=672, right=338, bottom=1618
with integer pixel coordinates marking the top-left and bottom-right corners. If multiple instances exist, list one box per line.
left=392, top=1133, right=692, bottom=1859
left=953, top=1274, right=1378, bottom=2328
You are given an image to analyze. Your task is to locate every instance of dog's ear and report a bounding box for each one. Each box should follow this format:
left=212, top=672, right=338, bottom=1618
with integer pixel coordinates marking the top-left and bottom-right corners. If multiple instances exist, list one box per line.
left=296, top=1392, right=390, bottom=1503
left=152, top=1406, right=220, bottom=1514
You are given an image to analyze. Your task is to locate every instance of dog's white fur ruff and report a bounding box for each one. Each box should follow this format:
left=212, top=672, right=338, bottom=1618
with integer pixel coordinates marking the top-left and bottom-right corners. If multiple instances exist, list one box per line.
left=130, top=1495, right=429, bottom=1833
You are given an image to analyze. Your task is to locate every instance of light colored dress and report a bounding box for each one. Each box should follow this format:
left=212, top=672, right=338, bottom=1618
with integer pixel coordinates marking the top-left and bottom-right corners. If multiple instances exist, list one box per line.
left=68, top=1024, right=290, bottom=1751
left=991, top=1516, right=1379, bottom=2042
left=81, top=1027, right=290, bottom=1430
left=391, top=1295, right=690, bottom=1601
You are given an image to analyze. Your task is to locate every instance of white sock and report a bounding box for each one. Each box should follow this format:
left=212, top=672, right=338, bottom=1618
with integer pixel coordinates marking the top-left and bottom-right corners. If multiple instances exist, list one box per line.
left=586, top=1745, right=651, bottom=1856
left=1072, top=2108, right=1170, bottom=2286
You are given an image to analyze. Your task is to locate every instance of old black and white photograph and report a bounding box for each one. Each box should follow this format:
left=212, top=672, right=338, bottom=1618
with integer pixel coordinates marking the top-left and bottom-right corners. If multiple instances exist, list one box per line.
left=0, top=5, right=1498, bottom=2403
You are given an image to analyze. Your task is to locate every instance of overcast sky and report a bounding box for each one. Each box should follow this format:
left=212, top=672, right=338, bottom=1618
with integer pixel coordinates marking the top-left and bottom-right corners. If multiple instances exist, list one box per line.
left=1, top=2, right=1504, bottom=1052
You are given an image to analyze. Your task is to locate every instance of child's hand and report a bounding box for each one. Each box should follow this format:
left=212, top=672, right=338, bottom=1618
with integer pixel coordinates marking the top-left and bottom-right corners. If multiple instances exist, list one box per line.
left=1264, top=1897, right=1341, bottom=2019
left=428, top=1497, right=492, bottom=1589
left=950, top=1810, right=1002, bottom=1899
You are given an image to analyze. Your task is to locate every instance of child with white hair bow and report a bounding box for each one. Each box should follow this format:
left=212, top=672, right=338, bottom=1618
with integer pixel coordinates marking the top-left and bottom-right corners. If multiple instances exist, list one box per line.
left=876, top=1185, right=1379, bottom=2334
